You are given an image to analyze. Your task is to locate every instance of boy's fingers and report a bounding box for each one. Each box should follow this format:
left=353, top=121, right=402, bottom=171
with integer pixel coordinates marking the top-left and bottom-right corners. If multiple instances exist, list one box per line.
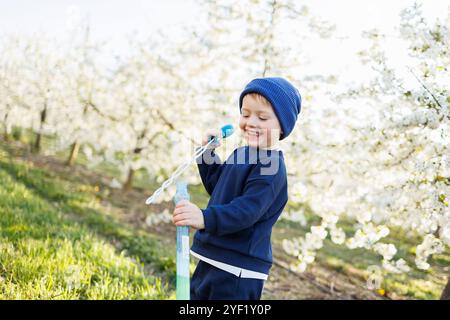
left=173, top=215, right=182, bottom=224
left=175, top=219, right=189, bottom=227
left=173, top=207, right=189, bottom=216
left=174, top=213, right=192, bottom=223
left=173, top=211, right=184, bottom=219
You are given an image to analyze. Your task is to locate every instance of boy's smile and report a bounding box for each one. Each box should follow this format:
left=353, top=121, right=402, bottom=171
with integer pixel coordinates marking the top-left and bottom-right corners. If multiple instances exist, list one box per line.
left=239, top=94, right=282, bottom=149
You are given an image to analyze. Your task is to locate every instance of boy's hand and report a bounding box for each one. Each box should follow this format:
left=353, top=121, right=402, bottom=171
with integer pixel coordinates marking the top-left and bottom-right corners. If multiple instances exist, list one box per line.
left=172, top=200, right=205, bottom=230
left=202, top=128, right=222, bottom=149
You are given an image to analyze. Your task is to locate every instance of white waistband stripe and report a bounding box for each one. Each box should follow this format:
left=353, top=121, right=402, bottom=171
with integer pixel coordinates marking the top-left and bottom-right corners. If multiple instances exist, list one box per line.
left=190, top=250, right=268, bottom=280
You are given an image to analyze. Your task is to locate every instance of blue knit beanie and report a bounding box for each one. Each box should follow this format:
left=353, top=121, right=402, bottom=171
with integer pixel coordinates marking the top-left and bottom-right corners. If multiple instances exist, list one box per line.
left=239, top=77, right=302, bottom=140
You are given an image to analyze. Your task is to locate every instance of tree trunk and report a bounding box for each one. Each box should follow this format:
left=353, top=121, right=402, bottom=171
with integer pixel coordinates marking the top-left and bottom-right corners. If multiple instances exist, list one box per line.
left=33, top=106, right=47, bottom=153
left=3, top=111, right=9, bottom=141
left=33, top=132, right=42, bottom=153
left=3, top=128, right=9, bottom=141
left=440, top=276, right=450, bottom=300
left=122, top=142, right=145, bottom=192
left=66, top=141, right=80, bottom=166
left=123, top=168, right=135, bottom=192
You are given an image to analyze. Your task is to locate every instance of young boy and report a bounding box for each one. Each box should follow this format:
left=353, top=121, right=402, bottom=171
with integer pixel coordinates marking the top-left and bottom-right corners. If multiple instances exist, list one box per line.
left=172, top=77, right=302, bottom=300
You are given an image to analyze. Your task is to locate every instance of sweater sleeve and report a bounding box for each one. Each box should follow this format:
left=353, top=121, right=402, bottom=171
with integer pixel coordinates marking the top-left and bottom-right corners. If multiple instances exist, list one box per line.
left=202, top=163, right=285, bottom=236
left=196, top=148, right=224, bottom=196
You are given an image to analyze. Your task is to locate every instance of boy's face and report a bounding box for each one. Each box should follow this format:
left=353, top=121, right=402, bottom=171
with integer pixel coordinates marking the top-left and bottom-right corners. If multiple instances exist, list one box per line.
left=239, top=94, right=282, bottom=149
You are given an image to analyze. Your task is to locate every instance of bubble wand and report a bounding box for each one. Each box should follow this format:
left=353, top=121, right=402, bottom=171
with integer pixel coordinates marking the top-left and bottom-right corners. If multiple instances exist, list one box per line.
left=145, top=124, right=234, bottom=205
left=173, top=181, right=191, bottom=300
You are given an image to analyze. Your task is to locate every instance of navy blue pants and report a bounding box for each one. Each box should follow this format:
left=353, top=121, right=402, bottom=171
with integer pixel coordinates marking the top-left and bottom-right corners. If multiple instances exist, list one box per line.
left=190, top=260, right=265, bottom=300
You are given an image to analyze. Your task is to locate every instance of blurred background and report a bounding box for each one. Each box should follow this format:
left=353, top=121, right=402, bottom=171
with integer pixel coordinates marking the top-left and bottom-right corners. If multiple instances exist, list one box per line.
left=0, top=0, right=448, bottom=300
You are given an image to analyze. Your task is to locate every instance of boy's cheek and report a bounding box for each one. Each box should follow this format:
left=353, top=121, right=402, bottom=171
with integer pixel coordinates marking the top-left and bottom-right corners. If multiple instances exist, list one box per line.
left=238, top=118, right=245, bottom=131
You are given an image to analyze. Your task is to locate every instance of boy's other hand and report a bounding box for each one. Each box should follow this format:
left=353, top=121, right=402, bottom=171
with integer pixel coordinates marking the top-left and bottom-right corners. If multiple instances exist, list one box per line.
left=202, top=128, right=222, bottom=149
left=172, top=200, right=205, bottom=230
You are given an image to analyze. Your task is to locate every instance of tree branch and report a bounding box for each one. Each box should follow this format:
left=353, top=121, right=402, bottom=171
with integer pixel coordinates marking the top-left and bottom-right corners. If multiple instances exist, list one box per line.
left=407, top=67, right=442, bottom=109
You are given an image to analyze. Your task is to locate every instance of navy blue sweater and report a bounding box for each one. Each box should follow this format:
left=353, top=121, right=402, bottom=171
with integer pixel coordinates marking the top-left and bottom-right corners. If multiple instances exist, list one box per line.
left=192, top=145, right=288, bottom=275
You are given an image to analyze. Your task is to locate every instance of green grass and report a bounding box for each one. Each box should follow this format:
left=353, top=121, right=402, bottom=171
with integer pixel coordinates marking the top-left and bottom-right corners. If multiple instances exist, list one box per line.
left=0, top=144, right=175, bottom=299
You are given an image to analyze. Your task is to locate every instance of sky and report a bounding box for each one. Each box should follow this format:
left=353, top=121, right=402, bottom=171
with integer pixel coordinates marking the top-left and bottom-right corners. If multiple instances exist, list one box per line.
left=0, top=0, right=448, bottom=83
left=0, top=0, right=446, bottom=35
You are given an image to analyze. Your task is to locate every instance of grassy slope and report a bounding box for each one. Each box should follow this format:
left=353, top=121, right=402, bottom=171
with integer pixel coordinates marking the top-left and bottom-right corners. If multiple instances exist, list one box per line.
left=0, top=144, right=175, bottom=299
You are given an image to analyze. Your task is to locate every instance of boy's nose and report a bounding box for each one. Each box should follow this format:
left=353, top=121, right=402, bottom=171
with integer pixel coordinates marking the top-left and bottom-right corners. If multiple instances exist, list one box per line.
left=246, top=115, right=259, bottom=127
